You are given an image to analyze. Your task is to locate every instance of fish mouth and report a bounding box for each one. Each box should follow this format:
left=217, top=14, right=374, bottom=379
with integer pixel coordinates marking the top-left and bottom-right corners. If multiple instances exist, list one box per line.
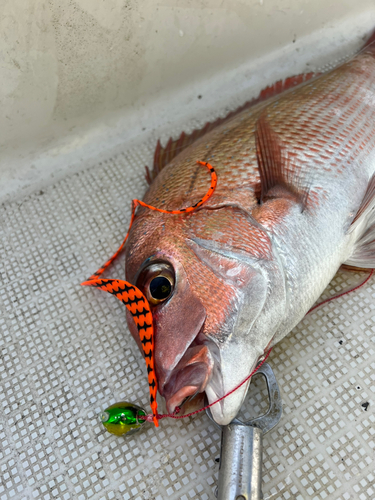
left=161, top=342, right=214, bottom=414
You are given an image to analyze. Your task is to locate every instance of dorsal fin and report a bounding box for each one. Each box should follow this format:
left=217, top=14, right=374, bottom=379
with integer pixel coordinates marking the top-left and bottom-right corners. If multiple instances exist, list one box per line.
left=255, top=114, right=310, bottom=208
left=145, top=72, right=317, bottom=184
left=145, top=30, right=375, bottom=185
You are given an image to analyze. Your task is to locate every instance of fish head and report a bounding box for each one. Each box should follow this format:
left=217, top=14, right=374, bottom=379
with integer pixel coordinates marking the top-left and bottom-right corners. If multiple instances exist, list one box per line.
left=125, top=206, right=286, bottom=425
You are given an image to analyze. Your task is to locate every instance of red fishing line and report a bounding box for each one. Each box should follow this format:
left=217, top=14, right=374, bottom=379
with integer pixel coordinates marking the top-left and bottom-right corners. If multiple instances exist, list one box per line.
left=141, top=267, right=374, bottom=423
left=142, top=346, right=274, bottom=423
left=307, top=269, right=374, bottom=315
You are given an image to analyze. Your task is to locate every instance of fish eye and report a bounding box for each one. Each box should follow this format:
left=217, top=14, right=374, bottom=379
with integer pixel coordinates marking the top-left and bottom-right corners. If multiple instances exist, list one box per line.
left=137, top=262, right=175, bottom=306
left=101, top=411, right=110, bottom=423
left=149, top=276, right=172, bottom=301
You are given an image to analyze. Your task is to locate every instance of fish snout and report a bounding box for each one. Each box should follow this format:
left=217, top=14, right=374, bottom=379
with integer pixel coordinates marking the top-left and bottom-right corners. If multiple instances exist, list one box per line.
left=125, top=261, right=208, bottom=413
left=161, top=343, right=214, bottom=414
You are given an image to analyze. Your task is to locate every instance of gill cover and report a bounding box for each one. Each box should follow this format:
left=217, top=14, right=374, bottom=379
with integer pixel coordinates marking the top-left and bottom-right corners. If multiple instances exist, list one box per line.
left=188, top=236, right=282, bottom=425
left=179, top=204, right=287, bottom=424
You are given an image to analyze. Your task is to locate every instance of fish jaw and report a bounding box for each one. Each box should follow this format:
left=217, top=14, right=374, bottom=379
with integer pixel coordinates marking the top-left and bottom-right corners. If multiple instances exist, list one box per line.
left=151, top=276, right=207, bottom=394
left=125, top=291, right=212, bottom=413
left=202, top=280, right=270, bottom=425
left=205, top=345, right=263, bottom=425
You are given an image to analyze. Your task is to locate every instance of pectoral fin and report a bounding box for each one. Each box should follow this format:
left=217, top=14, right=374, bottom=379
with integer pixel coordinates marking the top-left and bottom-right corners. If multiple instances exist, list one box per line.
left=255, top=114, right=311, bottom=209
left=346, top=174, right=375, bottom=268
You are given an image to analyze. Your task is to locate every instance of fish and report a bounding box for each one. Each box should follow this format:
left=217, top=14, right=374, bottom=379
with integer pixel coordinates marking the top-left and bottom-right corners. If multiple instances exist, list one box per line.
left=123, top=33, right=375, bottom=426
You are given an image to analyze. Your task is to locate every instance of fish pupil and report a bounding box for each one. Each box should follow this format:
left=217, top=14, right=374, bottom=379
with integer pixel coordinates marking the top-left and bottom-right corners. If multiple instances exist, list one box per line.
left=149, top=276, right=172, bottom=300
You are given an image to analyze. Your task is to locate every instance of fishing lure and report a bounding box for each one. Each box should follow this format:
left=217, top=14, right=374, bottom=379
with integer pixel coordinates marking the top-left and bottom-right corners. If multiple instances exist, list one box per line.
left=81, top=161, right=217, bottom=430
left=81, top=278, right=159, bottom=426
left=101, top=402, right=147, bottom=436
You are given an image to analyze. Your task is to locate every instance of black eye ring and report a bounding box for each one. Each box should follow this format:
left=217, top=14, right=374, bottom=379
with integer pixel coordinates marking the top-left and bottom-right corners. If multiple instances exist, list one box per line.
left=149, top=276, right=173, bottom=301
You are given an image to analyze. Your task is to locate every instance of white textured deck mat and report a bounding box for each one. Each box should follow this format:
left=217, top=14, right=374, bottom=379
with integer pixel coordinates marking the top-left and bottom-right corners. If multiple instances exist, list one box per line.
left=0, top=142, right=374, bottom=500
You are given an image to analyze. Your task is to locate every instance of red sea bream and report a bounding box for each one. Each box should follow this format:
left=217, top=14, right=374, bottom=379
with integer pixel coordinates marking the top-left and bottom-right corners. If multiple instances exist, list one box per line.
left=124, top=37, right=375, bottom=425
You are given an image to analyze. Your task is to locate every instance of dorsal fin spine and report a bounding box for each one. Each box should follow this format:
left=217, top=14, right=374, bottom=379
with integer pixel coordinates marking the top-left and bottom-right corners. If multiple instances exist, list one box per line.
left=145, top=72, right=319, bottom=185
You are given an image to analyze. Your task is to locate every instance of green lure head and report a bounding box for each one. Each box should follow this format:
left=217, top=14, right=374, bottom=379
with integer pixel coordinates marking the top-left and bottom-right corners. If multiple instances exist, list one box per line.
left=101, top=402, right=147, bottom=436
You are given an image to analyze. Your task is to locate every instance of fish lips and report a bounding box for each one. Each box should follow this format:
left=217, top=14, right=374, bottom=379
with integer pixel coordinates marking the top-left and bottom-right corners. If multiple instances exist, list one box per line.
left=126, top=303, right=213, bottom=414
left=162, top=342, right=214, bottom=414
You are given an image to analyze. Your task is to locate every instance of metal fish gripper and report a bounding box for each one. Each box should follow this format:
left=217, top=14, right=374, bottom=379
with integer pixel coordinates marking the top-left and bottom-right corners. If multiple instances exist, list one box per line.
left=206, top=363, right=283, bottom=500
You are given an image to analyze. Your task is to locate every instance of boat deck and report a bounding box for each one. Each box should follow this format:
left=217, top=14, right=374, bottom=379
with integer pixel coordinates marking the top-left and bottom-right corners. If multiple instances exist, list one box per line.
left=1, top=136, right=374, bottom=500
